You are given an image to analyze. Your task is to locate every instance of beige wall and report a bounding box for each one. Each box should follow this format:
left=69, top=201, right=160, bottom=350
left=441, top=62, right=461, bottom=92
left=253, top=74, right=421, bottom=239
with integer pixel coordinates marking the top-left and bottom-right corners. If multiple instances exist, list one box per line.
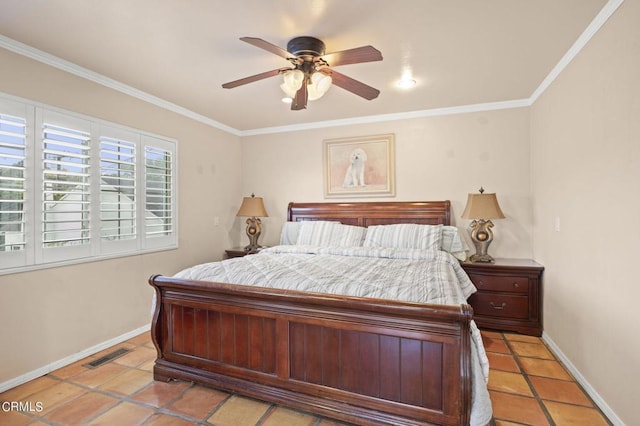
left=531, top=1, right=639, bottom=424
left=0, top=48, right=242, bottom=384
left=241, top=108, right=533, bottom=259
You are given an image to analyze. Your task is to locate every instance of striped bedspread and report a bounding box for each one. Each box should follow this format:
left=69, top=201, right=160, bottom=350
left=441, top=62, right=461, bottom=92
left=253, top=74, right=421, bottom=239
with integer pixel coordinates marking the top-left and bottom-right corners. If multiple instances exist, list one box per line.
left=176, top=245, right=475, bottom=304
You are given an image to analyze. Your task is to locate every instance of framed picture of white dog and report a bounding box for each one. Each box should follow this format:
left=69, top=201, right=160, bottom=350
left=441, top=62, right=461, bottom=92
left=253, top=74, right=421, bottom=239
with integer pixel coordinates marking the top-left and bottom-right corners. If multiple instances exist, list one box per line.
left=323, top=133, right=395, bottom=198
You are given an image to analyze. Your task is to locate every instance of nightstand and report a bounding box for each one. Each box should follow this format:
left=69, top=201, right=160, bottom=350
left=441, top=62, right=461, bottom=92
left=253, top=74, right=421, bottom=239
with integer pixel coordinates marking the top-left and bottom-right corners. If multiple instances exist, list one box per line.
left=461, top=258, right=544, bottom=336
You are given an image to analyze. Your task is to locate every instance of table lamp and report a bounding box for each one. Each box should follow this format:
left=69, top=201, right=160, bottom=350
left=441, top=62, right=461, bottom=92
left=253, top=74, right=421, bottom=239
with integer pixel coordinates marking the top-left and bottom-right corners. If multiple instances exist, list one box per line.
left=461, top=187, right=505, bottom=263
left=236, top=193, right=268, bottom=253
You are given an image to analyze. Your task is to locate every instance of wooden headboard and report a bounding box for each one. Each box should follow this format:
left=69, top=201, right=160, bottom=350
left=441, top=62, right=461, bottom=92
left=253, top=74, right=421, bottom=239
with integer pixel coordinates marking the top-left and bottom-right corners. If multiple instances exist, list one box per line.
left=287, top=201, right=451, bottom=227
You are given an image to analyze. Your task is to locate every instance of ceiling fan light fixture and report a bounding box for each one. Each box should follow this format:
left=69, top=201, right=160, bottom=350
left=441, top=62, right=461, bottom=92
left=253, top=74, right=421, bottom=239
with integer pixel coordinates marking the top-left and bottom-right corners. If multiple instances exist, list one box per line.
left=308, top=72, right=332, bottom=101
left=280, top=69, right=305, bottom=97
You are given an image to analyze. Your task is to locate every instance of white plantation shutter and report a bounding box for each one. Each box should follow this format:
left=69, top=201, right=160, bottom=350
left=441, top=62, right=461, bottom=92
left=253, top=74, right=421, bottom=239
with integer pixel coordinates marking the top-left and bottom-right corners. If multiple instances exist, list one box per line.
left=100, top=134, right=136, bottom=244
left=0, top=114, right=27, bottom=249
left=143, top=136, right=176, bottom=248
left=0, top=103, right=29, bottom=268
left=41, top=122, right=92, bottom=247
left=0, top=94, right=177, bottom=275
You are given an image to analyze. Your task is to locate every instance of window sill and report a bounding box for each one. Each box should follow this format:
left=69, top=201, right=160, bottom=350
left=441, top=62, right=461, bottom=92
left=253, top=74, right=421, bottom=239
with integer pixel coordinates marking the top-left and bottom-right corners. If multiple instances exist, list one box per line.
left=0, top=244, right=178, bottom=277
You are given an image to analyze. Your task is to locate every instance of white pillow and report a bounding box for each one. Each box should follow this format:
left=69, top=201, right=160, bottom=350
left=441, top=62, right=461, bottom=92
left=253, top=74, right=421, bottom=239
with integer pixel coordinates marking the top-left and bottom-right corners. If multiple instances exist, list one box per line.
left=441, top=225, right=469, bottom=261
left=296, top=221, right=366, bottom=247
left=279, top=221, right=303, bottom=245
left=441, top=226, right=467, bottom=253
left=363, top=223, right=443, bottom=250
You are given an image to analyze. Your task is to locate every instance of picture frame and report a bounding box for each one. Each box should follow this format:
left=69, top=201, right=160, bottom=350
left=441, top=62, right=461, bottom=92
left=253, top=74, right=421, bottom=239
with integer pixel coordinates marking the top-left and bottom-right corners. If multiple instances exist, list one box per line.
left=323, top=133, right=395, bottom=198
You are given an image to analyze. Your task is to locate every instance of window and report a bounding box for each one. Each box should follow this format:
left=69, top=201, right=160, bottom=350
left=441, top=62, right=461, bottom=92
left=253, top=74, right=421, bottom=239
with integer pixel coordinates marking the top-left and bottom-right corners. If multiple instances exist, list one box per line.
left=0, top=94, right=177, bottom=274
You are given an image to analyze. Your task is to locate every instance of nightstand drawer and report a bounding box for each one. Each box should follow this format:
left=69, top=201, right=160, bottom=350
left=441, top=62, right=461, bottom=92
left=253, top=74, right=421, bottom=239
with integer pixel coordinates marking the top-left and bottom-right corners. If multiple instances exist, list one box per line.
left=468, top=293, right=529, bottom=319
left=467, top=273, right=529, bottom=294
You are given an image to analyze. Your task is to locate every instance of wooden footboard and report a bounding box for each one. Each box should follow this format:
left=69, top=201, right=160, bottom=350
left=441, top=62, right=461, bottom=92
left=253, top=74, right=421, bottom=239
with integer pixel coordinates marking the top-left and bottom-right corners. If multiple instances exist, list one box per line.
left=150, top=275, right=473, bottom=426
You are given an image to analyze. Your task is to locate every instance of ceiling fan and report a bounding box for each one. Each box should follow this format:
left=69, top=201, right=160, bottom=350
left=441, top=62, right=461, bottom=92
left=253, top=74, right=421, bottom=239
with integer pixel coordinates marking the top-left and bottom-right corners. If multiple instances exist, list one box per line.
left=222, top=36, right=383, bottom=110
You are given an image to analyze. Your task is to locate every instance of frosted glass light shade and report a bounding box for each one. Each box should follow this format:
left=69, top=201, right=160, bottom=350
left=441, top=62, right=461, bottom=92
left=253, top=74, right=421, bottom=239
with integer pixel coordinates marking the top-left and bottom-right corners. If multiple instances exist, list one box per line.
left=308, top=72, right=332, bottom=100
left=280, top=70, right=304, bottom=98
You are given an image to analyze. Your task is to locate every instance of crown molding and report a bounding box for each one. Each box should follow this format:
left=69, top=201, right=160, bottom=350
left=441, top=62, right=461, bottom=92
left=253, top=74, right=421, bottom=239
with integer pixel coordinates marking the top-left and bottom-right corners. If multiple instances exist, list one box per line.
left=239, top=99, right=532, bottom=136
left=0, top=34, right=242, bottom=137
left=529, top=0, right=624, bottom=102
left=0, top=0, right=623, bottom=137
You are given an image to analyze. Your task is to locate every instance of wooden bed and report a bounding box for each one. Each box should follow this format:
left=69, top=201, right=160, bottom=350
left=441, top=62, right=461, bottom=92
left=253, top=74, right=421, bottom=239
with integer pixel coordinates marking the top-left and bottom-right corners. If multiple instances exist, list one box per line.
left=149, top=201, right=475, bottom=425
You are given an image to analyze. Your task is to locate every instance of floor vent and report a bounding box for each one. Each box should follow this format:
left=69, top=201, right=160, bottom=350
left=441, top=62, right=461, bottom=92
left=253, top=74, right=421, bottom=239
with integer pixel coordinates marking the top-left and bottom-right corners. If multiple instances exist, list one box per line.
left=84, top=348, right=131, bottom=369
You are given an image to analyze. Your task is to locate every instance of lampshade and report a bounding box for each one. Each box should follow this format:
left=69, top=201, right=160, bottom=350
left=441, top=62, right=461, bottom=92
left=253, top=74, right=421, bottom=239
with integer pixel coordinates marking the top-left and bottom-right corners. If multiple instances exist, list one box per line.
left=236, top=194, right=268, bottom=218
left=461, top=191, right=505, bottom=220
left=308, top=72, right=332, bottom=100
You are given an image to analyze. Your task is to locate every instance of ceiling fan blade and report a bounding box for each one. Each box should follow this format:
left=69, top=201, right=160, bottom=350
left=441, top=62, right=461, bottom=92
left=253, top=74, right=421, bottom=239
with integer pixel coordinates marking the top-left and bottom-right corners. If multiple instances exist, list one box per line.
left=240, top=37, right=293, bottom=60
left=222, top=68, right=288, bottom=89
left=291, top=76, right=309, bottom=110
left=321, top=45, right=383, bottom=67
left=323, top=69, right=380, bottom=100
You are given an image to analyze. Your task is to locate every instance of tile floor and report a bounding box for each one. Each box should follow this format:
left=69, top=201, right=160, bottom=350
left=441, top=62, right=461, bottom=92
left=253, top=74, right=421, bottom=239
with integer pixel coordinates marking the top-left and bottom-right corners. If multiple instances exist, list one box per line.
left=0, top=330, right=611, bottom=425
left=481, top=330, right=611, bottom=425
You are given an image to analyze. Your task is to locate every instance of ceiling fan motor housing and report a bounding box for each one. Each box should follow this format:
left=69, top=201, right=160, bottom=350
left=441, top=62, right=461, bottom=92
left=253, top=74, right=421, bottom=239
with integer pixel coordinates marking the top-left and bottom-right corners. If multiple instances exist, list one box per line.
left=287, top=36, right=326, bottom=58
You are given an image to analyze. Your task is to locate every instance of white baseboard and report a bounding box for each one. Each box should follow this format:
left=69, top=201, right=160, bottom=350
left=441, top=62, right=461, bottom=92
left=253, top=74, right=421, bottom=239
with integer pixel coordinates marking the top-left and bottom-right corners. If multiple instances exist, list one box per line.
left=0, top=323, right=151, bottom=393
left=542, top=331, right=623, bottom=426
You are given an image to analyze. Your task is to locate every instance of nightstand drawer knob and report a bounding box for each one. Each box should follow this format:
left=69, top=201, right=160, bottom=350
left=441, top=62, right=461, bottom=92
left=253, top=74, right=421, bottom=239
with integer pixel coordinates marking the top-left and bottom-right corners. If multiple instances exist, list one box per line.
left=490, top=301, right=507, bottom=310
left=513, top=282, right=519, bottom=288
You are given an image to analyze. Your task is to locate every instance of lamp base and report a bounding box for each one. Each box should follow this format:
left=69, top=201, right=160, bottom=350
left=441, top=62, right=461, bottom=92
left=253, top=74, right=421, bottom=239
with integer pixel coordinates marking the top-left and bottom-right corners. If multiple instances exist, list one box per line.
left=468, top=219, right=496, bottom=263
left=244, top=217, right=263, bottom=254
left=243, top=245, right=262, bottom=254
left=468, top=253, right=495, bottom=263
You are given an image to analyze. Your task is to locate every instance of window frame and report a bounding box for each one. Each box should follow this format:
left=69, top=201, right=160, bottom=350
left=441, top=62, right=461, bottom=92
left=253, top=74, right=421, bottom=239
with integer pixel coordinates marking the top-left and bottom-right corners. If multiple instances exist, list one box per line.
left=0, top=93, right=178, bottom=275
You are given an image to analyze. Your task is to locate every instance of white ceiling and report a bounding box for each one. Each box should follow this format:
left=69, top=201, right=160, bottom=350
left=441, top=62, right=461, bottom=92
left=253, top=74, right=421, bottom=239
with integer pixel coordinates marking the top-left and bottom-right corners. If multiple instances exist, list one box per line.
left=0, top=0, right=610, bottom=133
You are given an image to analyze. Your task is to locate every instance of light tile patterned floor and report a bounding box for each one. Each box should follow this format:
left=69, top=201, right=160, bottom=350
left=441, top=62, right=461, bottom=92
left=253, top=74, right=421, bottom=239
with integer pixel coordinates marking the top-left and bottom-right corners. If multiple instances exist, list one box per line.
left=0, top=331, right=612, bottom=425
left=483, top=330, right=612, bottom=425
